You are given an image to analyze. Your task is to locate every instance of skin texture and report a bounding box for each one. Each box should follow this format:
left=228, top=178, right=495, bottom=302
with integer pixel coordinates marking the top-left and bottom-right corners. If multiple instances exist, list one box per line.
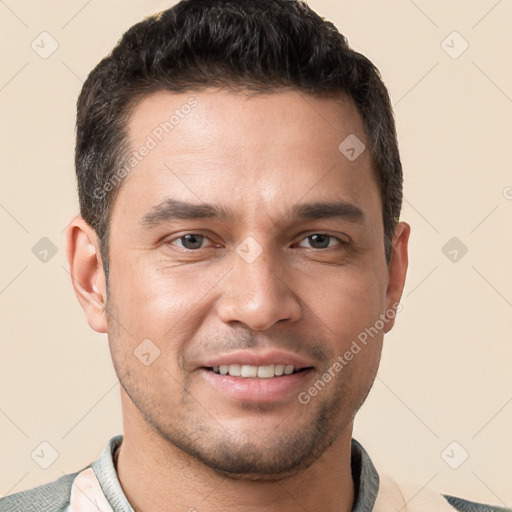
left=67, top=89, right=410, bottom=512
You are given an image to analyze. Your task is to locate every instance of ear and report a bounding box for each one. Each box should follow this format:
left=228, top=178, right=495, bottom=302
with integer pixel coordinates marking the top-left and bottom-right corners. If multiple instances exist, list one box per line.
left=66, top=216, right=108, bottom=333
left=384, top=221, right=410, bottom=333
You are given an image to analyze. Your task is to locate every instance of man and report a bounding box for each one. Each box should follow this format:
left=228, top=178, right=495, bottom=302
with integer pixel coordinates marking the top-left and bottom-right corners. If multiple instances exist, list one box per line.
left=1, top=0, right=508, bottom=511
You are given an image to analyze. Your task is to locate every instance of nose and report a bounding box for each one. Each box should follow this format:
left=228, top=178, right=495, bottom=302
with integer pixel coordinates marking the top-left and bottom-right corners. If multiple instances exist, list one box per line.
left=215, top=245, right=302, bottom=331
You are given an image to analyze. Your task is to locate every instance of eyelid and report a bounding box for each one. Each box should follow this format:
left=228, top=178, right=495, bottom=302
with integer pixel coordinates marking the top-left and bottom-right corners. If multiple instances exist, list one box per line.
left=294, top=233, right=348, bottom=249
left=165, top=232, right=348, bottom=251
left=166, top=232, right=219, bottom=250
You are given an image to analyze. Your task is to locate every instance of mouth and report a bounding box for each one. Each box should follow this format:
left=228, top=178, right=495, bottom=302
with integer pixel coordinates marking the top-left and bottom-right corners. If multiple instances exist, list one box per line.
left=198, top=352, right=315, bottom=403
left=205, top=364, right=310, bottom=379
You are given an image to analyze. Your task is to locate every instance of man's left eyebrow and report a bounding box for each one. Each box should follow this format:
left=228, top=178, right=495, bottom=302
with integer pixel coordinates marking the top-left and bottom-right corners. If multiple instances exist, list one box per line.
left=288, top=201, right=365, bottom=223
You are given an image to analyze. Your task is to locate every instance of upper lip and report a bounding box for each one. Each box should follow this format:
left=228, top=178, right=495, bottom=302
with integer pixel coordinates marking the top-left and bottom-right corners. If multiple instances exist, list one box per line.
left=200, top=350, right=315, bottom=370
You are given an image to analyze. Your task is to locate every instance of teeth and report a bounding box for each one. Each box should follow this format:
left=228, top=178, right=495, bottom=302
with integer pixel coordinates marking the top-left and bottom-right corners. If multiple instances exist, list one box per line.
left=241, top=365, right=258, bottom=378
left=228, top=364, right=241, bottom=377
left=284, top=365, right=294, bottom=375
left=257, top=365, right=275, bottom=378
left=211, top=364, right=298, bottom=378
left=274, top=364, right=285, bottom=376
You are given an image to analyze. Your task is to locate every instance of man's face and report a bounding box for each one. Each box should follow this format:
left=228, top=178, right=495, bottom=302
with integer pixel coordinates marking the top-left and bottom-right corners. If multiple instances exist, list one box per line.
left=99, top=89, right=406, bottom=477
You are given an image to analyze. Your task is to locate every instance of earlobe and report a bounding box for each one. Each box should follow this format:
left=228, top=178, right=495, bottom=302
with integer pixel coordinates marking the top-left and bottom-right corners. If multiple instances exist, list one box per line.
left=66, top=216, right=108, bottom=333
left=384, top=221, right=410, bottom=333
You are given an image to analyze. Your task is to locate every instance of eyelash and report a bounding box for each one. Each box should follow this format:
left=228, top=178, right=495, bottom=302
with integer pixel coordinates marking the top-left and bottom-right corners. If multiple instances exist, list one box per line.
left=166, top=233, right=348, bottom=251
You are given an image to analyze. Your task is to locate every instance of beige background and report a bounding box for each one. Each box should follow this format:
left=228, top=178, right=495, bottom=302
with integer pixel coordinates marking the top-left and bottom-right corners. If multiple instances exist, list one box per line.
left=1, top=0, right=511, bottom=506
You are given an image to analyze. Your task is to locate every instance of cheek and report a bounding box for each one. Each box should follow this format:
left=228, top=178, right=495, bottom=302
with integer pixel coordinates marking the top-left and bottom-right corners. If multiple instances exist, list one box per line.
left=310, top=265, right=387, bottom=346
left=109, top=253, right=188, bottom=320
left=107, top=255, right=228, bottom=356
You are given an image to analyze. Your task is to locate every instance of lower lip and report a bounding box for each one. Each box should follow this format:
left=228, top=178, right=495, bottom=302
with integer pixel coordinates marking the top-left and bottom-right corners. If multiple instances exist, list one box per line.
left=200, top=368, right=313, bottom=403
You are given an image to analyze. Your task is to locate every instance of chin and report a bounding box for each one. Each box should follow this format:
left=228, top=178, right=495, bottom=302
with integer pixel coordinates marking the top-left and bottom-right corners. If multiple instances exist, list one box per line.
left=153, top=401, right=343, bottom=481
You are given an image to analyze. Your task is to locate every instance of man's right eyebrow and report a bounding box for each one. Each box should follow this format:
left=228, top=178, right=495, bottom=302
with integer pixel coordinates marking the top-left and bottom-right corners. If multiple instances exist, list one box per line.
left=140, top=199, right=233, bottom=227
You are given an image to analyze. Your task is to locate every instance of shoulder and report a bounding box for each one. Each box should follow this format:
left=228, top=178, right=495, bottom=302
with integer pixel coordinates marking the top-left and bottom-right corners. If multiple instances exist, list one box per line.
left=0, top=469, right=84, bottom=512
left=443, top=494, right=512, bottom=512
left=375, top=472, right=510, bottom=512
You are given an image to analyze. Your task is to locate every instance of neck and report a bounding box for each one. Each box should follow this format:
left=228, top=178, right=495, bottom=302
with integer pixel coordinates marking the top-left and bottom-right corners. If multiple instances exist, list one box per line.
left=116, top=391, right=355, bottom=512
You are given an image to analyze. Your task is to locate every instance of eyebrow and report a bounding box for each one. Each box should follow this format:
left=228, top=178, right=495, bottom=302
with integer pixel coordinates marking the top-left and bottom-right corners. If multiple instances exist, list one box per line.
left=140, top=198, right=364, bottom=227
left=289, top=201, right=364, bottom=223
left=141, top=199, right=234, bottom=226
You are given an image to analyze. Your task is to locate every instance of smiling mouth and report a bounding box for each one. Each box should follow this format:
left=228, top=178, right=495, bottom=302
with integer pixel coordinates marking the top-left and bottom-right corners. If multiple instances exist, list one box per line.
left=205, top=364, right=312, bottom=379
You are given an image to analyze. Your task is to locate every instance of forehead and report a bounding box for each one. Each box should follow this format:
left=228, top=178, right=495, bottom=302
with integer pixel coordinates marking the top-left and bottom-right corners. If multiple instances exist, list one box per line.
left=114, top=88, right=381, bottom=228
left=127, top=88, right=367, bottom=158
